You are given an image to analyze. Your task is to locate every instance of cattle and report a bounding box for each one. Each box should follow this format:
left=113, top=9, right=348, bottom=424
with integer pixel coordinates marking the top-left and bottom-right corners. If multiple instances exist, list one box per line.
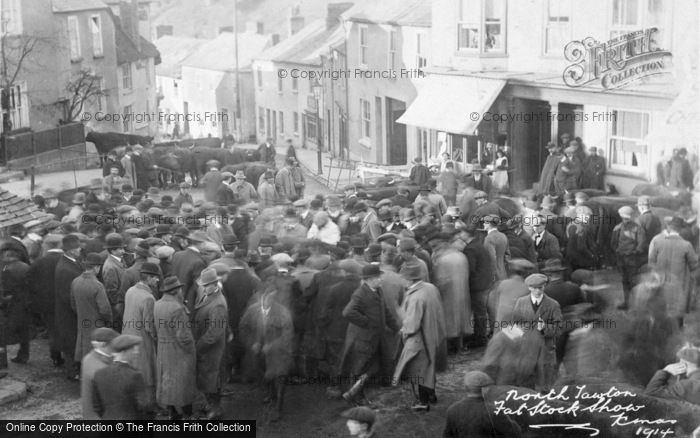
left=177, top=137, right=222, bottom=149
left=86, top=131, right=154, bottom=167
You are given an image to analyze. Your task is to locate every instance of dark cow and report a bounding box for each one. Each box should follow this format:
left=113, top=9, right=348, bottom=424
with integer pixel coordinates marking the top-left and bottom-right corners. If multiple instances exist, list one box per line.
left=86, top=131, right=154, bottom=167
left=221, top=162, right=270, bottom=190
left=177, top=137, right=222, bottom=149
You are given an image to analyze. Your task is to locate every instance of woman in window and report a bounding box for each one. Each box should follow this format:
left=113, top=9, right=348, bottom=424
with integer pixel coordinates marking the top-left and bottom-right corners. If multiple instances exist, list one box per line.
left=492, top=149, right=509, bottom=193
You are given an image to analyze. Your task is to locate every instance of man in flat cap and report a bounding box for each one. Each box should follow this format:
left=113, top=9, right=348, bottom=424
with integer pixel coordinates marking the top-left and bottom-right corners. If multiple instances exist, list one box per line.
left=154, top=276, right=196, bottom=420
left=275, top=157, right=298, bottom=202
left=80, top=327, right=118, bottom=419
left=71, top=253, right=112, bottom=362
left=122, top=263, right=161, bottom=406
left=340, top=264, right=400, bottom=405
left=483, top=214, right=510, bottom=282
left=409, top=156, right=430, bottom=186
left=201, top=160, right=223, bottom=202
left=342, top=406, right=377, bottom=437
left=636, top=195, right=661, bottom=262
left=611, top=205, right=646, bottom=309
left=443, top=371, right=521, bottom=437
left=554, top=145, right=582, bottom=194
left=512, top=273, right=562, bottom=391
left=258, top=170, right=279, bottom=209
left=92, top=334, right=155, bottom=419
left=393, top=260, right=446, bottom=411
left=55, top=234, right=85, bottom=380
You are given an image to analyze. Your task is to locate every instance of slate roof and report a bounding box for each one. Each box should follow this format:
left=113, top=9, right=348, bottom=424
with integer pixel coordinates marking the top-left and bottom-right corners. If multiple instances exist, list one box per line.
left=113, top=14, right=161, bottom=65
left=182, top=32, right=270, bottom=72
left=0, top=188, right=49, bottom=230
left=52, top=0, right=109, bottom=13
left=345, top=0, right=431, bottom=27
left=154, top=36, right=206, bottom=78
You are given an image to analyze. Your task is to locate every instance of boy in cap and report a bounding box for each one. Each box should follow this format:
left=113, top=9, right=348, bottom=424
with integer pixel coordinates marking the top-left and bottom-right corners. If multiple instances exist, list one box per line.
left=611, top=205, right=646, bottom=309
left=92, top=334, right=155, bottom=419
left=443, top=371, right=521, bottom=438
left=511, top=273, right=562, bottom=391
left=342, top=406, right=377, bottom=437
left=81, top=327, right=118, bottom=419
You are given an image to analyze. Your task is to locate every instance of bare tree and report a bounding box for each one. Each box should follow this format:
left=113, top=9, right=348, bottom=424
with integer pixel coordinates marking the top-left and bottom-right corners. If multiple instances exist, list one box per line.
left=0, top=33, right=42, bottom=132
left=63, top=69, right=106, bottom=123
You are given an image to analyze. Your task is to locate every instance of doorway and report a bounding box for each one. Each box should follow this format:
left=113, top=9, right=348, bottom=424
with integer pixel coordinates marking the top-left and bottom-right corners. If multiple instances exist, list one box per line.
left=386, top=97, right=407, bottom=165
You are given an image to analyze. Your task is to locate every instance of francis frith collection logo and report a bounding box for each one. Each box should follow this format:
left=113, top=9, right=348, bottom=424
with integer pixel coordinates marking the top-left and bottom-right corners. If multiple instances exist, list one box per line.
left=563, top=28, right=672, bottom=90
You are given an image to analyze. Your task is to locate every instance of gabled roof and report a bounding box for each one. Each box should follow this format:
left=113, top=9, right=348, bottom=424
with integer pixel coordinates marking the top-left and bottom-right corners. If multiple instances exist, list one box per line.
left=0, top=188, right=48, bottom=230
left=345, top=0, right=431, bottom=27
left=155, top=36, right=207, bottom=78
left=52, top=0, right=109, bottom=13
left=113, top=14, right=161, bottom=65
left=182, top=32, right=270, bottom=72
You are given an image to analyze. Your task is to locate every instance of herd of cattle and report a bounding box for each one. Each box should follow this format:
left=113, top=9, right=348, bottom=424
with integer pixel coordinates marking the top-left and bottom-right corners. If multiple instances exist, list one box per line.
left=86, top=131, right=267, bottom=188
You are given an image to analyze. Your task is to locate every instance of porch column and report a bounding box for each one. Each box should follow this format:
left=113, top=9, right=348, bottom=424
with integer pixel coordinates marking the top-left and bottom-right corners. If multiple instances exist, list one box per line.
left=549, top=101, right=559, bottom=144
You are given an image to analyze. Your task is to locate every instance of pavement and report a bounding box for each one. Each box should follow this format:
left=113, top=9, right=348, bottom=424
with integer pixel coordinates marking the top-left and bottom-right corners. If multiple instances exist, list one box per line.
left=285, top=145, right=357, bottom=193
left=0, top=168, right=103, bottom=199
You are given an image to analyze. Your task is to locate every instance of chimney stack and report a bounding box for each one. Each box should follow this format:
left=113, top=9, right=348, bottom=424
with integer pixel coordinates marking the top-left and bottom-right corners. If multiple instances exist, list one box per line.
left=289, top=15, right=304, bottom=35
left=245, top=21, right=264, bottom=34
left=120, top=0, right=141, bottom=51
left=326, top=3, right=354, bottom=30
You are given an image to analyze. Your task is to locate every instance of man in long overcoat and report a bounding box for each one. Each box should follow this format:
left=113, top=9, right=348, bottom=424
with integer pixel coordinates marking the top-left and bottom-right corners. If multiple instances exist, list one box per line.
left=55, top=234, right=84, bottom=380
left=122, top=263, right=160, bottom=405
left=192, top=267, right=228, bottom=419
left=429, top=233, right=471, bottom=352
left=27, top=236, right=64, bottom=365
left=512, top=273, right=562, bottom=391
left=275, top=158, right=297, bottom=202
left=554, top=146, right=582, bottom=194
left=339, top=265, right=400, bottom=405
left=102, top=233, right=127, bottom=328
left=171, top=232, right=208, bottom=313
left=649, top=217, right=699, bottom=319
left=80, top=327, right=118, bottom=419
left=239, top=287, right=294, bottom=421
left=392, top=260, right=445, bottom=411
left=459, top=227, right=493, bottom=347
left=483, top=214, right=510, bottom=282
left=537, top=142, right=561, bottom=197
left=71, top=253, right=112, bottom=361
left=0, top=243, right=30, bottom=364
left=154, top=277, right=196, bottom=420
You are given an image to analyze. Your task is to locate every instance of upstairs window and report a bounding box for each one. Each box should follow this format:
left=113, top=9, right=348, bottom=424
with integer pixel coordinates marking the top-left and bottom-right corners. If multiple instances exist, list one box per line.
left=68, top=15, right=81, bottom=61
left=457, top=0, right=507, bottom=54
left=91, top=15, right=103, bottom=57
left=544, top=0, right=571, bottom=55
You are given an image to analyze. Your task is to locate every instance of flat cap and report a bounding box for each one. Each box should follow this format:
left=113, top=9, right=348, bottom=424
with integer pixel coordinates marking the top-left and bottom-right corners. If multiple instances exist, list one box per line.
left=377, top=233, right=398, bottom=245
left=575, top=192, right=589, bottom=201
left=110, top=334, right=142, bottom=352
left=91, top=327, right=119, bottom=343
left=525, top=273, right=549, bottom=288
left=564, top=145, right=577, bottom=154
left=293, top=198, right=309, bottom=207
left=398, top=237, right=417, bottom=251
left=155, top=245, right=175, bottom=259
left=341, top=407, right=375, bottom=427
left=463, top=371, right=494, bottom=390
left=271, top=252, right=294, bottom=266
left=618, top=206, right=634, bottom=218
left=507, top=258, right=535, bottom=271
left=570, top=269, right=593, bottom=285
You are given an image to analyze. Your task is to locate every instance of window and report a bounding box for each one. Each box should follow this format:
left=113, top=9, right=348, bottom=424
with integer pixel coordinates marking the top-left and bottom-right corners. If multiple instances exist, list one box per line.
left=258, top=107, right=265, bottom=134
left=1, top=82, right=29, bottom=132
left=278, top=111, right=284, bottom=136
left=278, top=75, right=283, bottom=93
left=611, top=0, right=666, bottom=46
left=544, top=0, right=571, bottom=55
left=609, top=110, right=649, bottom=171
left=256, top=67, right=262, bottom=88
left=67, top=15, right=81, bottom=61
left=292, top=76, right=298, bottom=93
left=306, top=115, right=317, bottom=140
left=416, top=32, right=427, bottom=69
left=91, top=15, right=103, bottom=57
left=388, top=28, right=397, bottom=70
left=123, top=105, right=132, bottom=132
left=360, top=99, right=371, bottom=138
left=358, top=25, right=368, bottom=67
left=122, top=63, right=132, bottom=89
left=293, top=111, right=299, bottom=135
left=457, top=0, right=506, bottom=53
left=1, top=0, right=22, bottom=35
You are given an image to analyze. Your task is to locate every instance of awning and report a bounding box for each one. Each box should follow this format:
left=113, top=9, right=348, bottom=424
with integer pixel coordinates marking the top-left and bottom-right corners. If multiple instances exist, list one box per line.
left=397, top=74, right=506, bottom=135
left=645, top=81, right=699, bottom=146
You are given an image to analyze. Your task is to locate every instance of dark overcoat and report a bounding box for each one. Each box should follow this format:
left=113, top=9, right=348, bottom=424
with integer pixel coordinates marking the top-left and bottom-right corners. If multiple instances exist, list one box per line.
left=55, top=256, right=83, bottom=355
left=70, top=271, right=112, bottom=360
left=92, top=361, right=152, bottom=420
left=171, top=248, right=206, bottom=312
left=339, top=283, right=400, bottom=377
left=1, top=260, right=30, bottom=346
left=239, top=300, right=294, bottom=380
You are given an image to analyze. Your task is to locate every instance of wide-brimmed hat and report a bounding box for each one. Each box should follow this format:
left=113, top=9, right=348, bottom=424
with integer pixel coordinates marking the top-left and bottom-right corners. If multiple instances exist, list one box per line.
left=197, top=267, right=219, bottom=286
left=105, top=233, right=125, bottom=249
left=160, top=276, right=183, bottom=293
left=139, top=262, right=160, bottom=276
left=361, top=264, right=383, bottom=278
left=541, top=259, right=566, bottom=273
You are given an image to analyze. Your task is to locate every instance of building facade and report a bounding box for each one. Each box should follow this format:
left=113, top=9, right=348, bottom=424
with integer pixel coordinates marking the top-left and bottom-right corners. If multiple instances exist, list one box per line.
left=399, top=0, right=698, bottom=194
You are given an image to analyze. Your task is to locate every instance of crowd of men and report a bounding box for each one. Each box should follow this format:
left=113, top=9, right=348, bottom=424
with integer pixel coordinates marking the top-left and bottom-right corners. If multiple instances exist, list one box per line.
left=1, top=140, right=699, bottom=436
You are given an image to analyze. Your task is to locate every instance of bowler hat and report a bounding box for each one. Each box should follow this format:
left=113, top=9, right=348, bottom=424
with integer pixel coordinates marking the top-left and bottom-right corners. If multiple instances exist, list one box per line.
left=259, top=235, right=278, bottom=247
left=110, top=334, right=142, bottom=352
left=139, top=262, right=160, bottom=276
left=91, top=327, right=119, bottom=343
left=507, top=258, right=535, bottom=272
left=122, top=184, right=133, bottom=192
left=105, top=233, right=125, bottom=249
left=525, top=273, right=549, bottom=288
left=366, top=244, right=382, bottom=259
left=361, top=264, right=383, bottom=278
left=197, top=267, right=219, bottom=286
left=85, top=253, right=103, bottom=266
left=341, top=407, right=375, bottom=427
left=222, top=234, right=240, bottom=247
left=135, top=241, right=151, bottom=258
left=174, top=227, right=190, bottom=238
left=155, top=224, right=172, bottom=237
left=352, top=202, right=368, bottom=214
left=62, top=234, right=81, bottom=251
left=398, top=237, right=417, bottom=251
left=160, top=276, right=183, bottom=293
